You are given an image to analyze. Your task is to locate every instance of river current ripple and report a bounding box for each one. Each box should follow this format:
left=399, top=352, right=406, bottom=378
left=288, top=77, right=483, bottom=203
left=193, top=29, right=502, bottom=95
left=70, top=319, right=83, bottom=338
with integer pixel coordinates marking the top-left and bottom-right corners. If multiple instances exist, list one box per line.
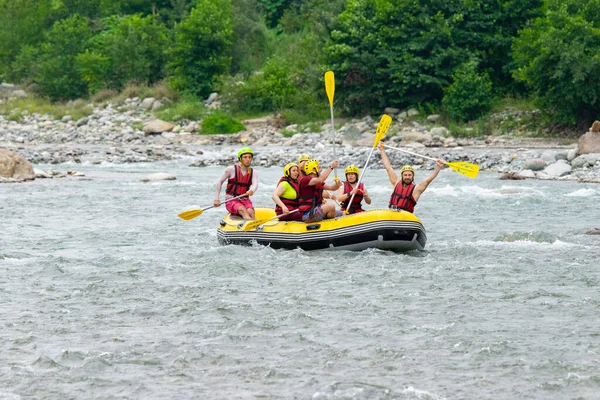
left=1, top=159, right=599, bottom=399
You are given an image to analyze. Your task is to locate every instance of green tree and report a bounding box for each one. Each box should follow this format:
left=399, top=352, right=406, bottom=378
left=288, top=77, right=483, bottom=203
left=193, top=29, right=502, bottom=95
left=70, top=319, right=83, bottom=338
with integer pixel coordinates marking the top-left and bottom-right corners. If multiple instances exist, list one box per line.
left=88, top=14, right=170, bottom=90
left=230, top=0, right=271, bottom=73
left=0, top=0, right=59, bottom=78
left=35, top=15, right=93, bottom=100
left=325, top=0, right=543, bottom=115
left=443, top=60, right=494, bottom=122
left=167, top=0, right=233, bottom=98
left=513, top=0, right=600, bottom=126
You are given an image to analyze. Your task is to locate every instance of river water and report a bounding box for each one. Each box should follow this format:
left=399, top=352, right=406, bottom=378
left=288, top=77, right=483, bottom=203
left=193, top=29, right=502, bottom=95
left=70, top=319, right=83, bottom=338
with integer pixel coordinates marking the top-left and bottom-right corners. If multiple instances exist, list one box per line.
left=1, top=157, right=599, bottom=399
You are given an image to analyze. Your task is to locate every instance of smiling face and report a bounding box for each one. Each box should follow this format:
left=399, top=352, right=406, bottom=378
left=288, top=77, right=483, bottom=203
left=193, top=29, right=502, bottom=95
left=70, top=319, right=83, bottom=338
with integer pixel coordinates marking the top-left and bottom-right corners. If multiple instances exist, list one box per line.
left=290, top=166, right=299, bottom=180
left=401, top=170, right=414, bottom=185
left=239, top=153, right=253, bottom=167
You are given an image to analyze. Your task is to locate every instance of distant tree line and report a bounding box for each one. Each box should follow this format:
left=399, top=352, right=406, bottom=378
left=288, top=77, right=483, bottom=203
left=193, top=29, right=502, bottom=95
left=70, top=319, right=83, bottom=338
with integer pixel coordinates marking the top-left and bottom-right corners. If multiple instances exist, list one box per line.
left=1, top=0, right=599, bottom=127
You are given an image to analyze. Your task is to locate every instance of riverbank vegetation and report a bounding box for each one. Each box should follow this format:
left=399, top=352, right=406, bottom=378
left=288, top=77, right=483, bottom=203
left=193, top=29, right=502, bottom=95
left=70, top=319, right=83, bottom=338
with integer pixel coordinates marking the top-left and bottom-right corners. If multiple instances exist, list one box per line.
left=1, top=0, right=599, bottom=132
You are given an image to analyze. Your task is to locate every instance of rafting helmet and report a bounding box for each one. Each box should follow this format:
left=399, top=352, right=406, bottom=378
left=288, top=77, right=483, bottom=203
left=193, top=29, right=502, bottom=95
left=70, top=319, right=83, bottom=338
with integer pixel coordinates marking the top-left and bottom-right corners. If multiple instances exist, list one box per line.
left=297, top=153, right=311, bottom=164
left=303, top=159, right=320, bottom=175
left=283, top=163, right=297, bottom=178
left=345, top=165, right=360, bottom=178
left=237, top=147, right=254, bottom=160
left=400, top=165, right=415, bottom=174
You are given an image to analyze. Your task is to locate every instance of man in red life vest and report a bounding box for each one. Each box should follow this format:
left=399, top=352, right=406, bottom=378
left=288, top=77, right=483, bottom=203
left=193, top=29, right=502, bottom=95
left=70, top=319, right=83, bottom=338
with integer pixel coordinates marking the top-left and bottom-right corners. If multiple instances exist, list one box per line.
left=298, top=159, right=343, bottom=223
left=213, top=147, right=258, bottom=219
left=338, top=165, right=371, bottom=214
left=377, top=142, right=444, bottom=212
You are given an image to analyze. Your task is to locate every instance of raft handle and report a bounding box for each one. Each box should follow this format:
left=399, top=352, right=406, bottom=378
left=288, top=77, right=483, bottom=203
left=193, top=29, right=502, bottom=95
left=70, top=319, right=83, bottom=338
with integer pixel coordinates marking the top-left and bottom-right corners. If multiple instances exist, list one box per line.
left=306, top=224, right=321, bottom=231
left=219, top=220, right=226, bottom=227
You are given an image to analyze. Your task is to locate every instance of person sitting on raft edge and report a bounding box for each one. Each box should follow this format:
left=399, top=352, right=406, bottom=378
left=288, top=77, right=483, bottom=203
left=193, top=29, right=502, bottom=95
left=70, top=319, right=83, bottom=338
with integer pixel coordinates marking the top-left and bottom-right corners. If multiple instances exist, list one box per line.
left=272, top=163, right=303, bottom=221
left=213, top=147, right=258, bottom=220
left=377, top=141, right=444, bottom=213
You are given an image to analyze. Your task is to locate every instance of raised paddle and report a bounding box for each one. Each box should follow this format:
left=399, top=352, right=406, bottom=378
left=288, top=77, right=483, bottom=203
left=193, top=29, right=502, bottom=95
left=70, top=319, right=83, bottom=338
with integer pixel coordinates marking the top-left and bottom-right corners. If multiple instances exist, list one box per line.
left=324, top=71, right=339, bottom=180
left=178, top=194, right=247, bottom=221
left=383, top=144, right=480, bottom=178
left=345, top=114, right=393, bottom=214
left=242, top=209, right=299, bottom=231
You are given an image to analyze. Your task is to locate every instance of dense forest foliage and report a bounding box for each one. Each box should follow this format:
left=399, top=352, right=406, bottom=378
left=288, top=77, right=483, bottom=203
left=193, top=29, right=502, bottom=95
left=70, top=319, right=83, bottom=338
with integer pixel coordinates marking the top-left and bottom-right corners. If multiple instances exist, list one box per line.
left=1, top=0, right=599, bottom=128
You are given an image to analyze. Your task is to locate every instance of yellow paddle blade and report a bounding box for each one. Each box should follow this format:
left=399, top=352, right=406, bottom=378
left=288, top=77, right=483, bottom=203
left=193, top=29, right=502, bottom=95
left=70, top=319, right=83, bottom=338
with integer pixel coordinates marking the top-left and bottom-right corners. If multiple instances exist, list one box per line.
left=243, top=219, right=267, bottom=231
left=178, top=209, right=203, bottom=220
left=373, top=114, right=392, bottom=147
left=446, top=161, right=480, bottom=178
left=325, top=71, right=335, bottom=108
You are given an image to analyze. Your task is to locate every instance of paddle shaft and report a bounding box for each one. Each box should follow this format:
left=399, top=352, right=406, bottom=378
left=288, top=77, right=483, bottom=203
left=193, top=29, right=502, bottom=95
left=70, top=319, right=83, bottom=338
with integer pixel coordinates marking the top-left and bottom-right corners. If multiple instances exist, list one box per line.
left=383, top=144, right=437, bottom=162
left=212, top=193, right=247, bottom=210
left=244, top=209, right=298, bottom=231
left=345, top=147, right=375, bottom=211
left=329, top=103, right=338, bottom=178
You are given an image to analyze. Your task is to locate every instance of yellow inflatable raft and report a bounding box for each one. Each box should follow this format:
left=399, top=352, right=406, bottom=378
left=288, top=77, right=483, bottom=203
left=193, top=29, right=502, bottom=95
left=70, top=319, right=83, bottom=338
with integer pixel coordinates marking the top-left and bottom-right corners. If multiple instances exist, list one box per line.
left=217, top=207, right=427, bottom=251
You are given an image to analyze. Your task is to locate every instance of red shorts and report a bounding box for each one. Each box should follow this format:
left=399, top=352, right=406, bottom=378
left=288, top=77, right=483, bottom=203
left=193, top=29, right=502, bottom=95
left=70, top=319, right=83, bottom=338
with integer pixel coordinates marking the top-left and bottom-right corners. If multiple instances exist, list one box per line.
left=226, top=197, right=254, bottom=215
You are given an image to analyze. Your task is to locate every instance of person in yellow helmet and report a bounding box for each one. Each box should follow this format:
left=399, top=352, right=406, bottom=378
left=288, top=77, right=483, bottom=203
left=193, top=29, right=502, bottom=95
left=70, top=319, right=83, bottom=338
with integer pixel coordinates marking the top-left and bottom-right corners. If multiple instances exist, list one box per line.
left=297, top=159, right=342, bottom=223
left=213, top=147, right=258, bottom=219
left=377, top=141, right=444, bottom=213
left=297, top=154, right=311, bottom=176
left=337, top=165, right=371, bottom=214
left=271, top=163, right=302, bottom=221
left=297, top=152, right=337, bottom=203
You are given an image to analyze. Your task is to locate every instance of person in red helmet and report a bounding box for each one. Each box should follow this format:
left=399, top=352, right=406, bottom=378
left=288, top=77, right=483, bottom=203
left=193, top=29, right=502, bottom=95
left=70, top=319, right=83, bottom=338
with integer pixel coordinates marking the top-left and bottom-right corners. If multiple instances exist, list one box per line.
left=214, top=147, right=258, bottom=219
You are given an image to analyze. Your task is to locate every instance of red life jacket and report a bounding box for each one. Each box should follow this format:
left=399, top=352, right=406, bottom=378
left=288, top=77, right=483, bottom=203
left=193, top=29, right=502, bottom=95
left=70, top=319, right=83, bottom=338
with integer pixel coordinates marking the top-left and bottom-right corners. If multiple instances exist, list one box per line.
left=274, top=176, right=300, bottom=215
left=298, top=175, right=323, bottom=215
left=340, top=181, right=365, bottom=214
left=226, top=165, right=253, bottom=196
left=389, top=182, right=416, bottom=213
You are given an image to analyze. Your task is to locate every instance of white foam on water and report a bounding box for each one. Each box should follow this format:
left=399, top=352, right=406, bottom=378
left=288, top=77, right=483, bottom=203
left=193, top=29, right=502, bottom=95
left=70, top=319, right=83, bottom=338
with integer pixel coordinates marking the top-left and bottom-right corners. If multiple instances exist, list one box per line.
left=473, top=239, right=584, bottom=250
left=427, top=184, right=459, bottom=197
left=565, top=188, right=597, bottom=197
left=402, top=386, right=446, bottom=400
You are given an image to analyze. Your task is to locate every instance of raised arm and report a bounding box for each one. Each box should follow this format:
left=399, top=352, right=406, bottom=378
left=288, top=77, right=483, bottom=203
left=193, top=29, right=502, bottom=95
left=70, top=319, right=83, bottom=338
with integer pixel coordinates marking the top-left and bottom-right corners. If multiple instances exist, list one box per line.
left=412, top=160, right=445, bottom=201
left=377, top=142, right=398, bottom=186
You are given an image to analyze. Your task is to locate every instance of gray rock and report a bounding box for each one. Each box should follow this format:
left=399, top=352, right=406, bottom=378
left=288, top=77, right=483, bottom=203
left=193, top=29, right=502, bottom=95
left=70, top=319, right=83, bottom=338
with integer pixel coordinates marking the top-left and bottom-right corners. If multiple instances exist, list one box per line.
left=141, top=97, right=156, bottom=110
left=523, top=158, right=547, bottom=171
left=571, top=153, right=600, bottom=168
left=567, top=147, right=578, bottom=161
left=541, top=160, right=572, bottom=177
left=384, top=107, right=400, bottom=115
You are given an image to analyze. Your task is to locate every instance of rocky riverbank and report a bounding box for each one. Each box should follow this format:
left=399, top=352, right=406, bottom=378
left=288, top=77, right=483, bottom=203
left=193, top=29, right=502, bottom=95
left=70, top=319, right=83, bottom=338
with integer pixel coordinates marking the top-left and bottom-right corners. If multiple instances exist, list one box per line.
left=2, top=95, right=600, bottom=183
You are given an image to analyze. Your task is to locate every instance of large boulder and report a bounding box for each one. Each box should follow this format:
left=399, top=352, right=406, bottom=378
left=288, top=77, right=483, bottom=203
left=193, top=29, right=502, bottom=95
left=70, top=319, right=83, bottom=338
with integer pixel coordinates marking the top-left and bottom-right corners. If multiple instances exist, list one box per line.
left=578, top=131, right=600, bottom=154
left=143, top=119, right=175, bottom=135
left=0, top=148, right=35, bottom=181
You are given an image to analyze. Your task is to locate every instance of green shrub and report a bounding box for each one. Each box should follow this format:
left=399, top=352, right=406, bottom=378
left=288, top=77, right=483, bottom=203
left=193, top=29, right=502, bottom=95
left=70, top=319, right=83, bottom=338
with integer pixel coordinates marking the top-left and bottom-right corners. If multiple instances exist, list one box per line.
left=443, top=61, right=494, bottom=122
left=156, top=98, right=207, bottom=122
left=201, top=112, right=246, bottom=134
